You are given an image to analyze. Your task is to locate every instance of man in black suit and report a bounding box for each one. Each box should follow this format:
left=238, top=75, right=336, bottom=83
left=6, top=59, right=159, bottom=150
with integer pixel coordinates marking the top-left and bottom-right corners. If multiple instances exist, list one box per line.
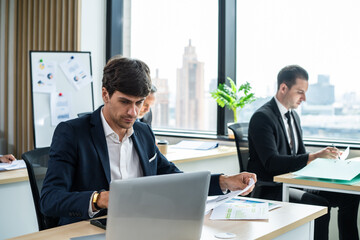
left=40, top=56, right=257, bottom=225
left=248, top=65, right=359, bottom=240
left=138, top=84, right=157, bottom=127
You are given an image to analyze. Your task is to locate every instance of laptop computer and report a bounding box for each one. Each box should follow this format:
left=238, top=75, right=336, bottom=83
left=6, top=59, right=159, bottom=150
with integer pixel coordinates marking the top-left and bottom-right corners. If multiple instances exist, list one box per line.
left=104, top=171, right=210, bottom=240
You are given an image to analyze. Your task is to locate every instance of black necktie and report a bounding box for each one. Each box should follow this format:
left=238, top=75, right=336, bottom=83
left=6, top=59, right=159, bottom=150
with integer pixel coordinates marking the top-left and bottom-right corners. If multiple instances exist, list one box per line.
left=285, top=111, right=296, bottom=156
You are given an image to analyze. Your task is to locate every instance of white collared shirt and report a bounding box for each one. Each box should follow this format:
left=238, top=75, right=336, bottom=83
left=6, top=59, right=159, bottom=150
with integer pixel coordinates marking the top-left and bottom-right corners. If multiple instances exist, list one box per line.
left=89, top=108, right=143, bottom=217
left=100, top=108, right=143, bottom=181
left=274, top=96, right=299, bottom=153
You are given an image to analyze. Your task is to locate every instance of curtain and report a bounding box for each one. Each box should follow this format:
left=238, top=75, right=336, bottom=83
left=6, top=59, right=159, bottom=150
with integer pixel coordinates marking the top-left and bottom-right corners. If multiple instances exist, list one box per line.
left=0, top=0, right=80, bottom=157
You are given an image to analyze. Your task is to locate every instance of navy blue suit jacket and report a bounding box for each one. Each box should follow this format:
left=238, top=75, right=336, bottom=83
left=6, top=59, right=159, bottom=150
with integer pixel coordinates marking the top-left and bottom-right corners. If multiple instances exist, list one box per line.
left=40, top=106, right=223, bottom=225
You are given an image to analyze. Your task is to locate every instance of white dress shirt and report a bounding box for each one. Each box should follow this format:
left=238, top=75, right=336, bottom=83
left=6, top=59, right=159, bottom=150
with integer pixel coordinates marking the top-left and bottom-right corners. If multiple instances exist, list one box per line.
left=100, top=109, right=143, bottom=181
left=88, top=108, right=143, bottom=217
left=274, top=96, right=299, bottom=153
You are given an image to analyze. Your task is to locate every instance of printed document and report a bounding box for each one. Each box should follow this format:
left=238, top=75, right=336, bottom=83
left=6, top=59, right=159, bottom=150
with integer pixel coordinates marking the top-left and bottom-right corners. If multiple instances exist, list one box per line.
left=210, top=197, right=269, bottom=220
left=0, top=160, right=26, bottom=171
left=293, top=154, right=360, bottom=181
left=205, top=178, right=255, bottom=214
left=173, top=140, right=219, bottom=150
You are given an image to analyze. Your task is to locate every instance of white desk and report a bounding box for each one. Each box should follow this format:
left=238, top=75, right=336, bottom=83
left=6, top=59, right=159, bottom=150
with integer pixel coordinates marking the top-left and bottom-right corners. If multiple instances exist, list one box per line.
left=274, top=172, right=360, bottom=202
left=9, top=198, right=326, bottom=240
left=0, top=169, right=38, bottom=240
left=167, top=145, right=242, bottom=175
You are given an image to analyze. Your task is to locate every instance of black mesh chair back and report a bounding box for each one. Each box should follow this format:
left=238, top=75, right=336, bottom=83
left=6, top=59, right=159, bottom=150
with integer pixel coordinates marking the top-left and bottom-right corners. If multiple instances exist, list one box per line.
left=228, top=123, right=248, bottom=172
left=228, top=123, right=282, bottom=199
left=22, top=147, right=59, bottom=230
left=77, top=112, right=91, bottom=117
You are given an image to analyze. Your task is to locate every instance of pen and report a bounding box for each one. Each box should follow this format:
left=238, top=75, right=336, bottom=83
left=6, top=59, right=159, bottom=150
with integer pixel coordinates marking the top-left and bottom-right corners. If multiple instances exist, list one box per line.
left=332, top=144, right=340, bottom=160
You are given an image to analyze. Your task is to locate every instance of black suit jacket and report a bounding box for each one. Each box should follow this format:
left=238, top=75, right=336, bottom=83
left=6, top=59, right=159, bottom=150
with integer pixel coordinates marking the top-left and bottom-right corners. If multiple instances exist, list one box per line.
left=247, top=98, right=309, bottom=182
left=40, top=106, right=223, bottom=225
left=140, top=109, right=153, bottom=127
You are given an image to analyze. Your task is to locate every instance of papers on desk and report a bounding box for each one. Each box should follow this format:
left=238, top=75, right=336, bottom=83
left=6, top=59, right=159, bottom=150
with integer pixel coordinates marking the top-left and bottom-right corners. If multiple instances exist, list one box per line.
left=340, top=146, right=350, bottom=161
left=173, top=140, right=219, bottom=150
left=210, top=197, right=270, bottom=220
left=0, top=160, right=26, bottom=171
left=293, top=156, right=360, bottom=181
left=205, top=178, right=255, bottom=215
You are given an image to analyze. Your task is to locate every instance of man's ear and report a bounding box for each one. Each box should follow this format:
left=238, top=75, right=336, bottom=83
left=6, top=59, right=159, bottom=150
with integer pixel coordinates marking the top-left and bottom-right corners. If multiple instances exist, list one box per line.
left=279, top=83, right=288, bottom=94
left=102, top=87, right=109, bottom=103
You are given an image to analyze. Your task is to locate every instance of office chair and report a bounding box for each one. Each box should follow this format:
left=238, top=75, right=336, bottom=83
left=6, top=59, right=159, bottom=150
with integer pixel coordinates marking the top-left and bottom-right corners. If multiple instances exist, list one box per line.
left=228, top=123, right=248, bottom=172
left=77, top=112, right=91, bottom=118
left=22, top=147, right=59, bottom=230
left=228, top=123, right=282, bottom=198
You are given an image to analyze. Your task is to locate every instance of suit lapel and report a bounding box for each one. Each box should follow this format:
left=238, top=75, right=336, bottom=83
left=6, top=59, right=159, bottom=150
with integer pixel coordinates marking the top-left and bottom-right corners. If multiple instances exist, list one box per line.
left=270, top=98, right=292, bottom=153
left=90, top=107, right=111, bottom=184
left=131, top=128, right=150, bottom=176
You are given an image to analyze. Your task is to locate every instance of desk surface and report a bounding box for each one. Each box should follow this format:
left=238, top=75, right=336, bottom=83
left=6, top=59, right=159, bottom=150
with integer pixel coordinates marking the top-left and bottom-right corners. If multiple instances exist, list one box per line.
left=0, top=168, right=28, bottom=184
left=274, top=173, right=360, bottom=192
left=10, top=198, right=326, bottom=240
left=166, top=145, right=242, bottom=164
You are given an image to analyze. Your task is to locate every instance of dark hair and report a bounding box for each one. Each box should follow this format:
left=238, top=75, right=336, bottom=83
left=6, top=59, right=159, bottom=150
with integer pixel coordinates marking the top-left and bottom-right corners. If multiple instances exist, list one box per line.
left=277, top=65, right=308, bottom=90
left=102, top=55, right=152, bottom=97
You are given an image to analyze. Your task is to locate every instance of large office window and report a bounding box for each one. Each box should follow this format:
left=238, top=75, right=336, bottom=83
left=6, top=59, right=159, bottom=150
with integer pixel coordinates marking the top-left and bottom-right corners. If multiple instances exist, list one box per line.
left=128, top=0, right=218, bottom=133
left=237, top=0, right=360, bottom=143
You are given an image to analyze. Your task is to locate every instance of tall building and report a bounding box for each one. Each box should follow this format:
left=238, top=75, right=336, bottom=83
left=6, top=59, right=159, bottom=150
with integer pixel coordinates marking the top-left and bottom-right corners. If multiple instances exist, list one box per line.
left=176, top=40, right=204, bottom=130
left=152, top=69, right=170, bottom=127
left=302, top=74, right=335, bottom=115
left=306, top=74, right=335, bottom=105
left=206, top=78, right=218, bottom=130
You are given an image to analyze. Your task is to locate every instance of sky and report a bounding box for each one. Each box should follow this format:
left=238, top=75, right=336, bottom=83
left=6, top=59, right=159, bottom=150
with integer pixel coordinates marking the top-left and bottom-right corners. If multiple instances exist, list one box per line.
left=236, top=0, right=360, bottom=100
left=130, top=0, right=360, bottom=101
left=130, top=0, right=218, bottom=95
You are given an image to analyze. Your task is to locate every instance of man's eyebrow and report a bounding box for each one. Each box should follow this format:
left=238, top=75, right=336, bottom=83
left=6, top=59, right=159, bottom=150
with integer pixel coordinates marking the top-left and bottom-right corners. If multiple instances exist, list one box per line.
left=117, top=97, right=132, bottom=101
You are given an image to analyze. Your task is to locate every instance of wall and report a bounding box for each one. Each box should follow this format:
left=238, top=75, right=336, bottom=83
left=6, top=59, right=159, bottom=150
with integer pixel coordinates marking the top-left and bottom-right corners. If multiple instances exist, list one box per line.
left=79, top=0, right=106, bottom=109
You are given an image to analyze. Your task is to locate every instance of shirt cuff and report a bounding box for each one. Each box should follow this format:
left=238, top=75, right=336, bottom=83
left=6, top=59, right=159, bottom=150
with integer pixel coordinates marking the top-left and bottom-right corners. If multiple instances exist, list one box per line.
left=88, top=191, right=100, bottom=218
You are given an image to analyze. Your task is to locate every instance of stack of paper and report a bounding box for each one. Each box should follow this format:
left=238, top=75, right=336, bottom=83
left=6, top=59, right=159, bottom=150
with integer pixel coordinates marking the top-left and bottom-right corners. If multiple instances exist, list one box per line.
left=210, top=197, right=281, bottom=220
left=0, top=160, right=26, bottom=171
left=205, top=178, right=255, bottom=215
left=173, top=140, right=219, bottom=150
left=293, top=158, right=360, bottom=181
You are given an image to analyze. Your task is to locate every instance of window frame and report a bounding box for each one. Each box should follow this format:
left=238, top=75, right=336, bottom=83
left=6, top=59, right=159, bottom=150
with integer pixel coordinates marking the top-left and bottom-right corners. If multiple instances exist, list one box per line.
left=105, top=0, right=360, bottom=148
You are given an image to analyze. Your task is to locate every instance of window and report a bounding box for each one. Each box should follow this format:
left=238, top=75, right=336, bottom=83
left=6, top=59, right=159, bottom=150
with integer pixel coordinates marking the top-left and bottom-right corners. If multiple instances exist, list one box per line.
left=237, top=0, right=360, bottom=142
left=128, top=0, right=218, bottom=132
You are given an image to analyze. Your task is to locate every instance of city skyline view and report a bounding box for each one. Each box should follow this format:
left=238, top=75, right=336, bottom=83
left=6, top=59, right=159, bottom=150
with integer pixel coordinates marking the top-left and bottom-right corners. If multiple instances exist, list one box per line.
left=129, top=0, right=360, bottom=141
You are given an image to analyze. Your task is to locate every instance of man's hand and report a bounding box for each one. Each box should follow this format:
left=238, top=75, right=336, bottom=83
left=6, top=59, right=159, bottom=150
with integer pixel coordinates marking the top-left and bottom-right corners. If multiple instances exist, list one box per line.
left=0, top=154, right=16, bottom=163
left=92, top=191, right=109, bottom=211
left=219, top=172, right=257, bottom=196
left=308, top=147, right=339, bottom=164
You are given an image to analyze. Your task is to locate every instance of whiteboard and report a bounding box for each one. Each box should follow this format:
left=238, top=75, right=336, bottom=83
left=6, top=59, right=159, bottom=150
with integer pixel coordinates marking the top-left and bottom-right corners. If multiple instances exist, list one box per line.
left=30, top=51, right=94, bottom=148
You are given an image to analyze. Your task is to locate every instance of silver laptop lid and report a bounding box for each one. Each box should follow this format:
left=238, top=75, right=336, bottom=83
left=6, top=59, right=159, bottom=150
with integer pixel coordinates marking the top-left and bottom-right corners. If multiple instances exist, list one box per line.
left=106, top=171, right=211, bottom=240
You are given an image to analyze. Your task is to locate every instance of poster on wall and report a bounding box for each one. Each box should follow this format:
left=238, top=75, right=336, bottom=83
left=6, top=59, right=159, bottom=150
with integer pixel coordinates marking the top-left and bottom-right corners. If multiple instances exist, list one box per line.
left=32, top=59, right=56, bottom=93
left=59, top=55, right=93, bottom=91
left=50, top=92, right=72, bottom=126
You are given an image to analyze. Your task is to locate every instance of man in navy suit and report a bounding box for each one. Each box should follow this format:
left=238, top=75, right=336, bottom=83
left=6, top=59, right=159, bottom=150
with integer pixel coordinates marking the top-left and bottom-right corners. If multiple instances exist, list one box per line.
left=40, top=56, right=256, bottom=226
left=247, top=65, right=359, bottom=240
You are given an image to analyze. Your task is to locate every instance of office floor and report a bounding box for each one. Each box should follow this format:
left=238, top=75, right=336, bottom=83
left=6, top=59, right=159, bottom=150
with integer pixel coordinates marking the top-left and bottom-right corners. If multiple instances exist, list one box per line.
left=329, top=207, right=360, bottom=240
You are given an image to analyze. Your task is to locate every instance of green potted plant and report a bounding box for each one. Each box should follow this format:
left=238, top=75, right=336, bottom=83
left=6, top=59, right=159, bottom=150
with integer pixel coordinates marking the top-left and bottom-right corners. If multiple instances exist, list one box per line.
left=211, top=77, right=256, bottom=138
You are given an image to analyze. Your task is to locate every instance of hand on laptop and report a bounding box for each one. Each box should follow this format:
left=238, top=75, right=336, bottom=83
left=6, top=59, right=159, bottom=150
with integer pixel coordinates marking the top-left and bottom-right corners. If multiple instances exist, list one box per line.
left=219, top=172, right=257, bottom=195
left=0, top=154, right=16, bottom=163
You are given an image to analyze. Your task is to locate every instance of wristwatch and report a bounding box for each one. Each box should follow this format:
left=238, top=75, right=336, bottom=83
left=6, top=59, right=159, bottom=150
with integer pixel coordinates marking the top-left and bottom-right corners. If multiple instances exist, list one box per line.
left=93, top=189, right=105, bottom=210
